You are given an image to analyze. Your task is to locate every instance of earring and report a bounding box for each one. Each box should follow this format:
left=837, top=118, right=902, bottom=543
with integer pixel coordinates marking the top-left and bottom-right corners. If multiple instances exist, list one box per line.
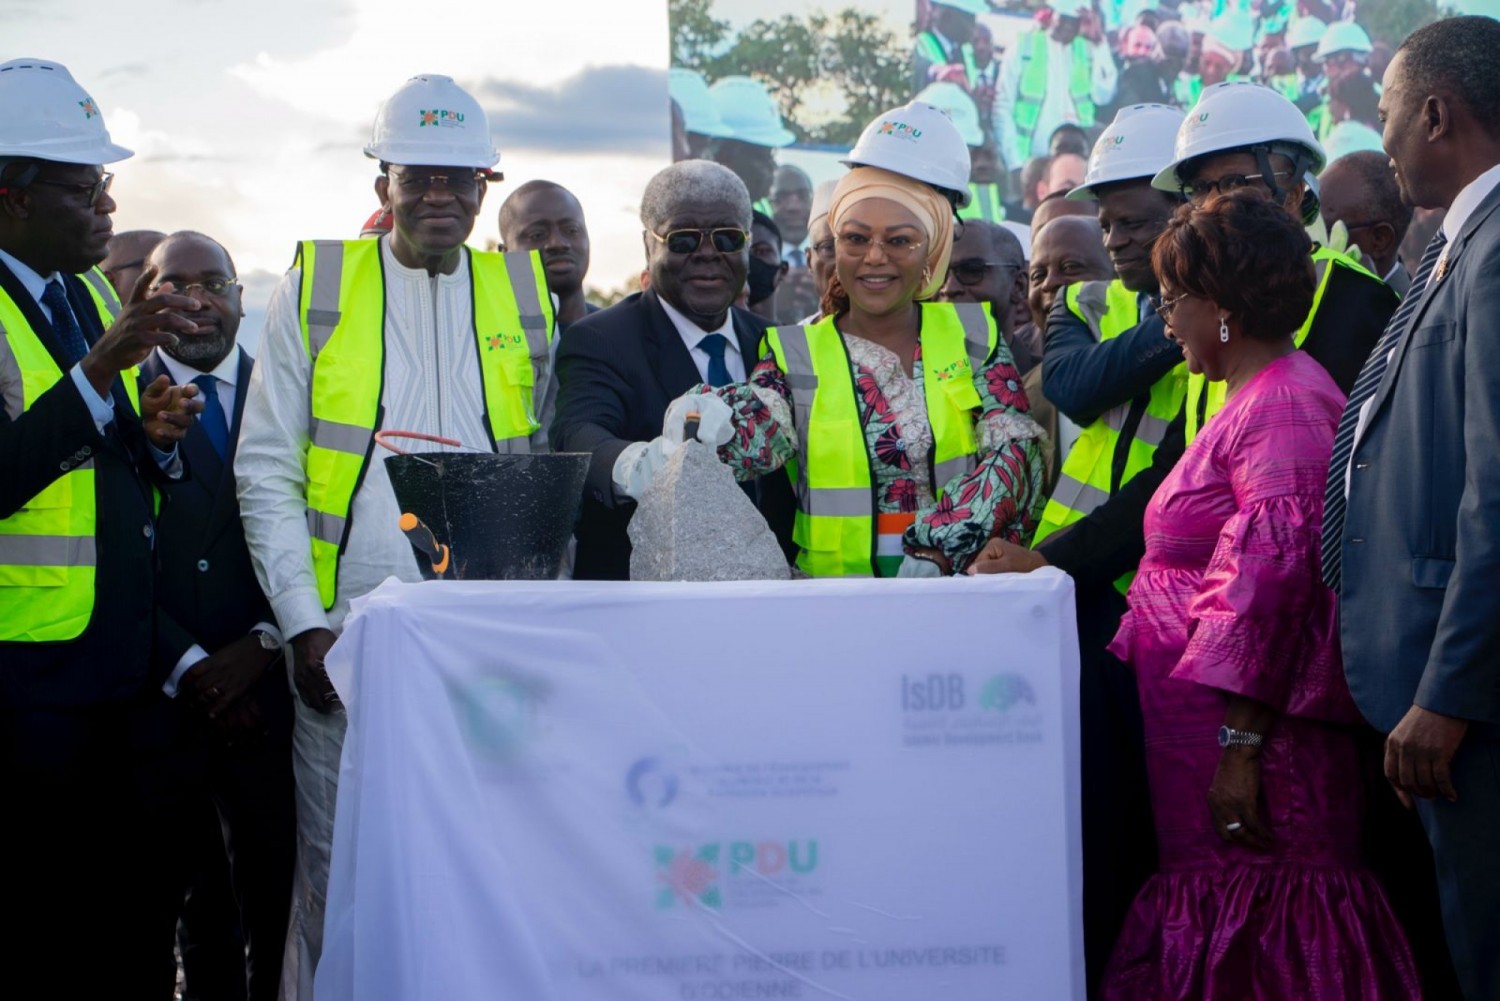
left=1219, top=316, right=1230, bottom=343
left=920, top=266, right=932, bottom=287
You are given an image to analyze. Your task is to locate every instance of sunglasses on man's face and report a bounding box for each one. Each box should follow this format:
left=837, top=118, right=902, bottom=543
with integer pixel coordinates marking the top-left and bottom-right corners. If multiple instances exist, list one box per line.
left=947, top=259, right=1014, bottom=286
left=650, top=228, right=749, bottom=255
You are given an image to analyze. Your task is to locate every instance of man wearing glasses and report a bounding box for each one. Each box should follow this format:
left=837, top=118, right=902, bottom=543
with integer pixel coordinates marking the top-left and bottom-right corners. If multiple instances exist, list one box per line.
left=236, top=74, right=555, bottom=998
left=938, top=218, right=1035, bottom=373
left=0, top=59, right=207, bottom=994
left=553, top=159, right=794, bottom=580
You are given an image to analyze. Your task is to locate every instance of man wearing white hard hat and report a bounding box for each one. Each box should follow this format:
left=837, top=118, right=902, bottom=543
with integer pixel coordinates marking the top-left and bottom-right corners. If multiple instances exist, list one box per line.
left=1285, top=14, right=1328, bottom=112
left=913, top=0, right=989, bottom=94
left=709, top=76, right=795, bottom=214
left=1307, top=20, right=1374, bottom=142
left=669, top=67, right=734, bottom=160
left=994, top=0, right=1118, bottom=180
left=236, top=73, right=556, bottom=998
left=0, top=57, right=209, bottom=994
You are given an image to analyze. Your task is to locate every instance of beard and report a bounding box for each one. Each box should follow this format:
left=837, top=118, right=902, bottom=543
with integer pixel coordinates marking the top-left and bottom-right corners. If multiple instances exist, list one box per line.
left=165, top=328, right=234, bottom=368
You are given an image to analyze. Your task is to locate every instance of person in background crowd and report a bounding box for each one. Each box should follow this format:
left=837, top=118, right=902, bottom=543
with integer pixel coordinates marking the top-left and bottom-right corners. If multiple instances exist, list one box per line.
left=235, top=74, right=556, bottom=999
left=744, top=210, right=786, bottom=322
left=971, top=21, right=1001, bottom=137
left=138, top=231, right=296, bottom=1001
left=1049, top=122, right=1092, bottom=158
left=1112, top=24, right=1173, bottom=109
left=802, top=179, right=839, bottom=323
left=101, top=228, right=165, bottom=299
left=499, top=179, right=599, bottom=329
left=1320, top=150, right=1414, bottom=295
left=668, top=101, right=1046, bottom=579
left=1322, top=71, right=1386, bottom=160
left=1154, top=20, right=1192, bottom=104
left=668, top=68, right=733, bottom=160
left=1091, top=190, right=1421, bottom=1001
left=1042, top=151, right=1088, bottom=197
left=1030, top=186, right=1097, bottom=235
left=551, top=160, right=795, bottom=580
left=995, top=0, right=1118, bottom=190
left=1286, top=15, right=1328, bottom=113
left=938, top=218, right=1037, bottom=374
left=1332, top=18, right=1500, bottom=998
left=1008, top=152, right=1053, bottom=223
left=0, top=57, right=204, bottom=997
left=710, top=76, right=795, bottom=215
left=1308, top=21, right=1374, bottom=140
left=770, top=165, right=821, bottom=324
left=913, top=0, right=988, bottom=93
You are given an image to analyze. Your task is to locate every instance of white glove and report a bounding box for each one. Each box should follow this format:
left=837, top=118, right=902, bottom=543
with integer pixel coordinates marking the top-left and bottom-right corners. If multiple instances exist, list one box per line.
left=612, top=436, right=680, bottom=502
left=896, top=555, right=945, bottom=578
left=663, top=392, right=735, bottom=447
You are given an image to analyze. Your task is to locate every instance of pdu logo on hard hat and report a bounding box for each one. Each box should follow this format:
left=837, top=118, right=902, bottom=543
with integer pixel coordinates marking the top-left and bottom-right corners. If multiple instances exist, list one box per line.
left=78, top=98, right=97, bottom=119
left=878, top=120, right=923, bottom=143
left=418, top=108, right=466, bottom=128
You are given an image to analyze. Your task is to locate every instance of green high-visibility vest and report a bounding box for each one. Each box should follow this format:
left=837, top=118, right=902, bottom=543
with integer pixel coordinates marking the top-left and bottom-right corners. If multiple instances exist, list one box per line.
left=296, top=240, right=555, bottom=609
left=1015, top=31, right=1096, bottom=160
left=0, top=269, right=137, bottom=642
left=1185, top=245, right=1377, bottom=443
left=916, top=31, right=980, bottom=88
left=764, top=302, right=997, bottom=577
left=959, top=183, right=1007, bottom=223
left=1033, top=281, right=1186, bottom=593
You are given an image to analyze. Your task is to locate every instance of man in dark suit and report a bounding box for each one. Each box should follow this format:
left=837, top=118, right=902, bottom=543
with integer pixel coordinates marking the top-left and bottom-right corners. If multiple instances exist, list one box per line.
left=0, top=58, right=204, bottom=994
left=1329, top=18, right=1500, bottom=999
left=138, top=231, right=296, bottom=1001
left=553, top=160, right=792, bottom=580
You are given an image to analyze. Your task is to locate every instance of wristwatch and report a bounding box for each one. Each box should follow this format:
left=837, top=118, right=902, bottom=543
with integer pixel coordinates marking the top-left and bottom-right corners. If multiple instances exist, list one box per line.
left=1218, top=725, right=1264, bottom=749
left=251, top=628, right=280, bottom=652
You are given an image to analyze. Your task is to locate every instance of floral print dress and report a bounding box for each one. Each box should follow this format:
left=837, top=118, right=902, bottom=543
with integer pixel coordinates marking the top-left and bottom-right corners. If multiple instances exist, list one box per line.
left=703, top=326, right=1047, bottom=575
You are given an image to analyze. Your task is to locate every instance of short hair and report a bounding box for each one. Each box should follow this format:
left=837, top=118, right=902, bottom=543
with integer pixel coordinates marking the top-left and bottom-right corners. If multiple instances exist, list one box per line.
left=1021, top=154, right=1052, bottom=197
left=1397, top=15, right=1500, bottom=139
left=751, top=209, right=782, bottom=252
left=152, top=230, right=237, bottom=274
left=1327, top=150, right=1413, bottom=240
left=984, top=219, right=1026, bottom=267
left=640, top=160, right=751, bottom=233
left=498, top=179, right=580, bottom=239
left=1152, top=190, right=1314, bottom=342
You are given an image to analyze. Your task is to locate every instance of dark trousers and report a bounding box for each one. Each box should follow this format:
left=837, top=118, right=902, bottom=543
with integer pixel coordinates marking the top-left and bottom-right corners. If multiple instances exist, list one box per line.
left=179, top=796, right=247, bottom=1001
left=1076, top=582, right=1157, bottom=998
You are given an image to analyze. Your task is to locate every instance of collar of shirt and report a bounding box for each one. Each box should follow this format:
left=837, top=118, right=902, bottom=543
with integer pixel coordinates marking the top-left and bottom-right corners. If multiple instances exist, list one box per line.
left=1443, top=161, right=1500, bottom=242
left=0, top=246, right=59, bottom=314
left=658, top=295, right=743, bottom=364
left=1383, top=260, right=1406, bottom=285
left=153, top=343, right=241, bottom=388
left=380, top=235, right=470, bottom=285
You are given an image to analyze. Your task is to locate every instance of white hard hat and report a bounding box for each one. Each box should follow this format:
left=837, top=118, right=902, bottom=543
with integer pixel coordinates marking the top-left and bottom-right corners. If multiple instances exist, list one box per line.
left=913, top=82, right=984, bottom=146
left=843, top=100, right=973, bottom=206
left=1206, top=10, right=1254, bottom=52
left=932, top=0, right=991, bottom=14
left=669, top=68, right=734, bottom=139
left=1324, top=120, right=1386, bottom=161
left=1152, top=81, right=1326, bottom=192
left=0, top=58, right=132, bottom=165
left=1069, top=103, right=1186, bottom=200
left=1285, top=15, right=1327, bottom=49
left=364, top=73, right=498, bottom=169
left=1314, top=21, right=1373, bottom=60
left=709, top=76, right=795, bottom=148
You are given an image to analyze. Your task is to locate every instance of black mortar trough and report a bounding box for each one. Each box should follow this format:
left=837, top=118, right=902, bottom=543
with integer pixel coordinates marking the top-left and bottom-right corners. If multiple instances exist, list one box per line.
left=384, top=452, right=589, bottom=581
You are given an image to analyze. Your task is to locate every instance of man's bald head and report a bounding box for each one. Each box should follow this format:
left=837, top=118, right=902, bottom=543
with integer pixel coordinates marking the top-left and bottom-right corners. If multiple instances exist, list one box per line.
left=101, top=229, right=167, bottom=299
left=1030, top=189, right=1097, bottom=235
left=1027, top=216, right=1113, bottom=329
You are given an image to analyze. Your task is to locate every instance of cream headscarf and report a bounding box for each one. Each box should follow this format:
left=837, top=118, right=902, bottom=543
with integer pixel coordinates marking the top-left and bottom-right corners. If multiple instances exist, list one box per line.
left=827, top=166, right=954, bottom=302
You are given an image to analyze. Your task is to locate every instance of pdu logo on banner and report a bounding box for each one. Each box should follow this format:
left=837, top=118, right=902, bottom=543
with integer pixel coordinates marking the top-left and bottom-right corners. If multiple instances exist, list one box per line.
left=654, top=840, right=820, bottom=910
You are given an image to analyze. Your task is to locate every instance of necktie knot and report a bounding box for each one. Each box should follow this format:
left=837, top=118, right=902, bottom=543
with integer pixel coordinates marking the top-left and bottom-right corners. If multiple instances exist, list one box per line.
left=699, top=333, right=732, bottom=387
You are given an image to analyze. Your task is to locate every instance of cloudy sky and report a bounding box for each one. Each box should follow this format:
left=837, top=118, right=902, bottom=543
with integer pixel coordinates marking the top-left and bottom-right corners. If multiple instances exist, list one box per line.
left=4, top=0, right=675, bottom=339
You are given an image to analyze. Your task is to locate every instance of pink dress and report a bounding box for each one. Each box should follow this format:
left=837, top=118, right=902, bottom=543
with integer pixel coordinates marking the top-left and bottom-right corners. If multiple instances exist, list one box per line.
left=1102, top=352, right=1421, bottom=1000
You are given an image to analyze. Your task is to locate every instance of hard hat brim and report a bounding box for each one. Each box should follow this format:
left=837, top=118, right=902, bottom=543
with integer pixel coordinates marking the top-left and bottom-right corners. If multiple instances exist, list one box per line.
left=730, top=125, right=797, bottom=148
left=0, top=139, right=135, bottom=165
left=363, top=142, right=500, bottom=169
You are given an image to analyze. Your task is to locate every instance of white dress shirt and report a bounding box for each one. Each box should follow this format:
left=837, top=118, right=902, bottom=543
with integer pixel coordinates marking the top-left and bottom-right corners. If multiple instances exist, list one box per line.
left=236, top=238, right=552, bottom=642
left=658, top=296, right=748, bottom=384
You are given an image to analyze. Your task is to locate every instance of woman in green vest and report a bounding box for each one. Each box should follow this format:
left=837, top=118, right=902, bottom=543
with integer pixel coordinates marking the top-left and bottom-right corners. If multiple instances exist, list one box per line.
left=675, top=160, right=1047, bottom=578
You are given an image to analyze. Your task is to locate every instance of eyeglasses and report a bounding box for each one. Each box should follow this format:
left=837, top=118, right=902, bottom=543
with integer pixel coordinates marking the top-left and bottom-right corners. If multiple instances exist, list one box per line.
left=1153, top=291, right=1190, bottom=324
left=388, top=168, right=490, bottom=197
left=1181, top=170, right=1291, bottom=199
left=810, top=239, right=836, bottom=262
left=148, top=277, right=240, bottom=298
left=32, top=171, right=115, bottom=207
left=834, top=232, right=925, bottom=261
left=649, top=228, right=749, bottom=255
left=947, top=260, right=1017, bottom=286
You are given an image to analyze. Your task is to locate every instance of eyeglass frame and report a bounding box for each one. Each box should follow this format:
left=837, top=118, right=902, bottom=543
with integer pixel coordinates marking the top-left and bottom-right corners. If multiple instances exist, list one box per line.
left=384, top=166, right=496, bottom=197
left=1153, top=291, right=1191, bottom=324
left=833, top=231, right=926, bottom=261
left=0, top=162, right=115, bottom=207
left=946, top=259, right=1022, bottom=287
left=147, top=276, right=241, bottom=298
left=647, top=227, right=750, bottom=255
left=1180, top=169, right=1292, bottom=200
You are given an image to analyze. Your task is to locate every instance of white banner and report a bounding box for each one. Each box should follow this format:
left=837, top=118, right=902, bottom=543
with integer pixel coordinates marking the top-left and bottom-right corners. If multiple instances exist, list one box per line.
left=318, top=572, right=1083, bottom=1001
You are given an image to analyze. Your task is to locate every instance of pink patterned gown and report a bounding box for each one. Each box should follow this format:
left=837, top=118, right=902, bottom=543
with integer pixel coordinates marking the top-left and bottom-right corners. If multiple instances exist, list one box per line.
left=1102, top=352, right=1421, bottom=1000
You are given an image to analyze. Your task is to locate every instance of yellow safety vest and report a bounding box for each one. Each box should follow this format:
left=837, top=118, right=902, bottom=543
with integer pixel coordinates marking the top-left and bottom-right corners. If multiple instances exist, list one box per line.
left=296, top=240, right=554, bottom=609
left=1015, top=31, right=1096, bottom=160
left=1185, top=245, right=1378, bottom=443
left=764, top=302, right=997, bottom=578
left=0, top=269, right=137, bottom=642
left=959, top=183, right=1007, bottom=223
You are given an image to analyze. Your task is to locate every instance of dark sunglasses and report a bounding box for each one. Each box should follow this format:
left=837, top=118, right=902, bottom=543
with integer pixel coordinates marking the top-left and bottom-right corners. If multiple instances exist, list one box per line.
left=947, top=260, right=1016, bottom=286
left=650, top=227, right=749, bottom=255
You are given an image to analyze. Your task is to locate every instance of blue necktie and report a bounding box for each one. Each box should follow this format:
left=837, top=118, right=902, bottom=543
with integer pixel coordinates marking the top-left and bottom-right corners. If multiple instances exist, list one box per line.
left=41, top=280, right=89, bottom=368
left=699, top=333, right=733, bottom=387
left=193, top=374, right=229, bottom=457
left=1321, top=230, right=1449, bottom=591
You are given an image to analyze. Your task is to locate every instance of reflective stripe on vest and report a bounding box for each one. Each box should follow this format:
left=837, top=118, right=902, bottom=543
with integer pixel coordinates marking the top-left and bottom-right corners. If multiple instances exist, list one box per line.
left=1034, top=280, right=1186, bottom=546
left=1015, top=32, right=1096, bottom=160
left=917, top=32, right=979, bottom=87
left=1185, top=245, right=1375, bottom=443
left=0, top=269, right=132, bottom=642
left=765, top=302, right=995, bottom=577
left=959, top=183, right=1007, bottom=223
left=297, top=239, right=554, bottom=609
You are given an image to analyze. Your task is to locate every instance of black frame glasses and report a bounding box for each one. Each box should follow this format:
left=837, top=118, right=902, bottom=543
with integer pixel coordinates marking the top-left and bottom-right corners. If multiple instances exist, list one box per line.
left=947, top=260, right=1018, bottom=287
left=1181, top=170, right=1291, bottom=199
left=649, top=228, right=749, bottom=255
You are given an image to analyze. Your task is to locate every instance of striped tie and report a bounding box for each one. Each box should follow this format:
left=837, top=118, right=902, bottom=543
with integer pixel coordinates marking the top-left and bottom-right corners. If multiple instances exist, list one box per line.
left=1321, top=230, right=1448, bottom=591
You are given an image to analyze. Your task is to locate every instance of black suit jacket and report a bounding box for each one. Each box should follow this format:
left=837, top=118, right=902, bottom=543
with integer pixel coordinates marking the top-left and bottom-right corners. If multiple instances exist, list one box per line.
left=0, top=261, right=169, bottom=709
left=552, top=289, right=795, bottom=580
left=142, top=350, right=275, bottom=664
